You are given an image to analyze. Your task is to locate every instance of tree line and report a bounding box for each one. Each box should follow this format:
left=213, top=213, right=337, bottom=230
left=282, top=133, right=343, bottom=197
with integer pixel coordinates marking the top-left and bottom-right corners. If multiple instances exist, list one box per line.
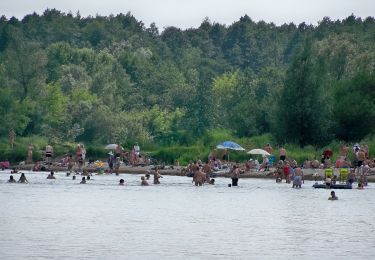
left=0, top=9, right=374, bottom=147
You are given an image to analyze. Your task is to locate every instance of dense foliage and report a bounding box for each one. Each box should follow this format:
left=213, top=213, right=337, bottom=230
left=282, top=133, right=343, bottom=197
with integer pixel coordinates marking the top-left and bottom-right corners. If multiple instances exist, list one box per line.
left=1, top=10, right=374, bottom=149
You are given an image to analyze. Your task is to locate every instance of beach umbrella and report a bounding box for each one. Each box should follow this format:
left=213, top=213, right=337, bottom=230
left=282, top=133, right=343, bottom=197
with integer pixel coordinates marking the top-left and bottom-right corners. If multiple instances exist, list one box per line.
left=104, top=144, right=117, bottom=150
left=247, top=149, right=270, bottom=156
left=216, top=141, right=245, bottom=162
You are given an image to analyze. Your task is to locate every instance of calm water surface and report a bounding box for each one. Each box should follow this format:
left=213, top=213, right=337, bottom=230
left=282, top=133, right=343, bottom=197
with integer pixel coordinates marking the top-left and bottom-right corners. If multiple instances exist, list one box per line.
left=1, top=170, right=375, bottom=259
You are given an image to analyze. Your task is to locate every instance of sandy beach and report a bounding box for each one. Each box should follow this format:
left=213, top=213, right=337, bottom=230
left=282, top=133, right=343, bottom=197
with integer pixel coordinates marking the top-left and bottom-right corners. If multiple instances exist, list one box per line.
left=13, top=163, right=375, bottom=182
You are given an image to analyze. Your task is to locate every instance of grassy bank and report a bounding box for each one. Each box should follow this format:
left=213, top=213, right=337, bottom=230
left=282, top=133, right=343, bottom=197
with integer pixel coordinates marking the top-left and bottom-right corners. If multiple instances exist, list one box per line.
left=1, top=131, right=374, bottom=166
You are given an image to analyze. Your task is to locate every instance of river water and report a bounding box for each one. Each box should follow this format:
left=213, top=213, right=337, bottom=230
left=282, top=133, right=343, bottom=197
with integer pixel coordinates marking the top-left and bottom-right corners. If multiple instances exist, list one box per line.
left=1, top=170, right=375, bottom=259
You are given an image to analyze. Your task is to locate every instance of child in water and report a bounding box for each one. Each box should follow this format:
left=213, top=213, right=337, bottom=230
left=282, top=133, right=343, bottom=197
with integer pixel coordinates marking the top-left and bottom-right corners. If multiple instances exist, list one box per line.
left=328, top=191, right=338, bottom=200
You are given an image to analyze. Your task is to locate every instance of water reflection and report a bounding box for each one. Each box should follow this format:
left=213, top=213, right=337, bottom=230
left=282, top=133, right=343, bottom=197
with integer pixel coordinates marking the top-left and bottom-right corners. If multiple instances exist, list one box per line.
left=1, top=171, right=375, bottom=259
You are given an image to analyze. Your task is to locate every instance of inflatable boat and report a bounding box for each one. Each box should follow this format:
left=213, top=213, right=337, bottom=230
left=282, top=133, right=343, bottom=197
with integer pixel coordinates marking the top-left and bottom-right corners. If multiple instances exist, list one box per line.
left=313, top=183, right=352, bottom=189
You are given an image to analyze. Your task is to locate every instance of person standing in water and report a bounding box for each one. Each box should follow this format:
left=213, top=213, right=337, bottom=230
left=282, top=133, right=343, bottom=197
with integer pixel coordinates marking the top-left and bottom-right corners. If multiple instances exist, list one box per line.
left=153, top=169, right=162, bottom=184
left=193, top=166, right=205, bottom=186
left=231, top=165, right=240, bottom=186
left=141, top=176, right=149, bottom=186
left=80, top=177, right=86, bottom=184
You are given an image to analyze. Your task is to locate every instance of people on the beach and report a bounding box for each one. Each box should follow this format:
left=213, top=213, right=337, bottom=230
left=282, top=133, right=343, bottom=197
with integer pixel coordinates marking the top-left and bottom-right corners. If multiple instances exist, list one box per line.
left=328, top=191, right=338, bottom=200
left=27, top=143, right=34, bottom=163
left=265, top=143, right=273, bottom=155
left=141, top=176, right=149, bottom=186
left=18, top=173, right=28, bottom=183
left=114, top=157, right=121, bottom=176
left=279, top=146, right=287, bottom=161
left=115, top=144, right=123, bottom=159
left=67, top=154, right=74, bottom=173
left=283, top=161, right=291, bottom=183
left=119, top=179, right=125, bottom=185
left=45, top=143, right=53, bottom=164
left=80, top=177, right=86, bottom=184
left=9, top=128, right=15, bottom=149
left=8, top=175, right=16, bottom=183
left=47, top=171, right=56, bottom=179
left=231, top=165, right=240, bottom=186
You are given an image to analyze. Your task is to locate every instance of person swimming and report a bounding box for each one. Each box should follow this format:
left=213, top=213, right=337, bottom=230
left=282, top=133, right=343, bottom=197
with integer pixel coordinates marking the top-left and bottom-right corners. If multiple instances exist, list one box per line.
left=141, top=176, right=149, bottom=186
left=87, top=176, right=91, bottom=180
left=357, top=183, right=364, bottom=190
left=72, top=175, right=76, bottom=180
left=119, top=179, right=125, bottom=185
left=209, top=178, right=215, bottom=185
left=328, top=191, right=338, bottom=200
left=80, top=177, right=86, bottom=184
left=46, top=171, right=56, bottom=179
left=18, top=173, right=28, bottom=183
left=8, top=175, right=16, bottom=183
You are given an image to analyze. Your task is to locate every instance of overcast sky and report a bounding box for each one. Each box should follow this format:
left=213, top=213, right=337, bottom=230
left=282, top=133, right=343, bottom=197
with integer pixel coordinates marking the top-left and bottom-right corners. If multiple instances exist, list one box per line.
left=1, top=0, right=374, bottom=29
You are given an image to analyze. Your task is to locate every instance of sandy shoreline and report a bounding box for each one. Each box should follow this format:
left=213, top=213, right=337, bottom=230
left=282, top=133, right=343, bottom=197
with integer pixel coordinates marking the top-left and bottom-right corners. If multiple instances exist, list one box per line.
left=12, top=163, right=375, bottom=182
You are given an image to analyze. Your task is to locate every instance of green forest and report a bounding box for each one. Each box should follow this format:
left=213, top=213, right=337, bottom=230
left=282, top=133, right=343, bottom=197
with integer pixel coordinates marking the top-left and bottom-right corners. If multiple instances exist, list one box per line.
left=0, top=9, right=374, bottom=163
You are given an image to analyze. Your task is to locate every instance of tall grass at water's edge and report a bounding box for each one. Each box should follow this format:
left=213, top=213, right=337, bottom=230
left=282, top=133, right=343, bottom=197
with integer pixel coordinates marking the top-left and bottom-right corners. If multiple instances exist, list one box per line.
left=1, top=132, right=374, bottom=166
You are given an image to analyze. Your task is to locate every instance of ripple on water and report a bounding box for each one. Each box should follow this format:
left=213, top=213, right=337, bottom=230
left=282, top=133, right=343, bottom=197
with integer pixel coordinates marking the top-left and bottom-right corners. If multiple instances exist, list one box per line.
left=1, top=171, right=375, bottom=259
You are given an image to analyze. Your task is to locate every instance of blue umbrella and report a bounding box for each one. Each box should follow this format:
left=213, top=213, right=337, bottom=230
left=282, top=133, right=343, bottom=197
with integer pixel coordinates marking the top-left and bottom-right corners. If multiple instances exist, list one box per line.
left=216, top=141, right=245, bottom=162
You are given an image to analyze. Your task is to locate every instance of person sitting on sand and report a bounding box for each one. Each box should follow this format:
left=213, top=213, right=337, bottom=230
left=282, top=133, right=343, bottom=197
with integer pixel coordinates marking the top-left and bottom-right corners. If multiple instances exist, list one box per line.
left=8, top=175, right=16, bottom=183
left=18, top=173, right=28, bottom=183
left=47, top=171, right=56, bottom=179
left=328, top=191, right=338, bottom=200
left=80, top=177, right=86, bottom=184
left=141, top=176, right=149, bottom=186
left=119, top=179, right=125, bottom=185
left=193, top=166, right=205, bottom=186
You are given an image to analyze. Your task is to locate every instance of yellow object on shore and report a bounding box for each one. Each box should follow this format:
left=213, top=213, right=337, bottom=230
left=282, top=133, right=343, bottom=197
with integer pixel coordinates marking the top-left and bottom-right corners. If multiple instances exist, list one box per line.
left=339, top=168, right=348, bottom=183
left=95, top=161, right=104, bottom=167
left=324, top=168, right=333, bottom=179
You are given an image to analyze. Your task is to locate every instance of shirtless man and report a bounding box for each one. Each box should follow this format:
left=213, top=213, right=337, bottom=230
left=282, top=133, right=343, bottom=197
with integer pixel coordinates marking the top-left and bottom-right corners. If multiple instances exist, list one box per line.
left=231, top=165, right=240, bottom=186
left=356, top=149, right=366, bottom=173
left=45, top=143, right=53, bottom=164
left=27, top=143, right=34, bottom=163
left=202, top=163, right=212, bottom=183
left=153, top=169, right=161, bottom=184
left=193, top=166, right=205, bottom=186
left=339, top=144, right=349, bottom=160
left=279, top=147, right=287, bottom=161
left=265, top=143, right=273, bottom=155
left=115, top=144, right=123, bottom=159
